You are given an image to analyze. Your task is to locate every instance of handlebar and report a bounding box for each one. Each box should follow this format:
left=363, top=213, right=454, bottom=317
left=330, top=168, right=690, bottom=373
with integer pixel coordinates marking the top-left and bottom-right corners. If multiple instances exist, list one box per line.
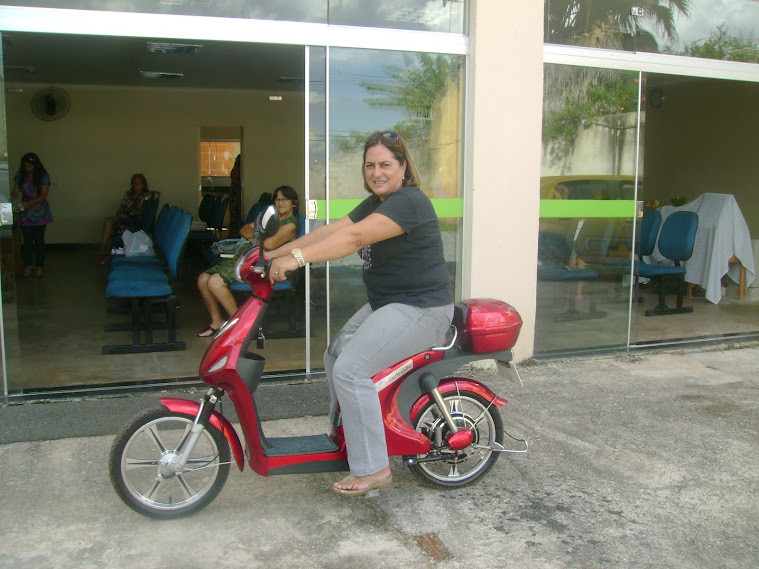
left=253, top=258, right=296, bottom=280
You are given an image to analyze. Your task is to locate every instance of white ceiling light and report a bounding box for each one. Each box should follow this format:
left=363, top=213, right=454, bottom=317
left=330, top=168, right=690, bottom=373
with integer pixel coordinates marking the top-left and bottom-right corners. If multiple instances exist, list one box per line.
left=6, top=65, right=37, bottom=73
left=140, top=71, right=184, bottom=80
left=146, top=42, right=203, bottom=55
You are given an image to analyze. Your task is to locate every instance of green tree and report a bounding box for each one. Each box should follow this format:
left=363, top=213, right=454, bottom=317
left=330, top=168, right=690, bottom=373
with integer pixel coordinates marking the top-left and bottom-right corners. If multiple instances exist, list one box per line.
left=545, top=0, right=691, bottom=50
left=667, top=23, right=759, bottom=63
left=543, top=71, right=641, bottom=172
left=360, top=54, right=461, bottom=139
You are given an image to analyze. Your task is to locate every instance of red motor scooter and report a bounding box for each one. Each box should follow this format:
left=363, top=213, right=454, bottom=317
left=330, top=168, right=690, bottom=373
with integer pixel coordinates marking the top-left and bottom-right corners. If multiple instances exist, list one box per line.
left=109, top=207, right=527, bottom=519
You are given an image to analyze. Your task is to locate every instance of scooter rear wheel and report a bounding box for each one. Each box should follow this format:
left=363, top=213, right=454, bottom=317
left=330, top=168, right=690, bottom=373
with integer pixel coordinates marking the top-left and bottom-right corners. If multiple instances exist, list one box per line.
left=109, top=406, right=231, bottom=519
left=409, top=390, right=503, bottom=489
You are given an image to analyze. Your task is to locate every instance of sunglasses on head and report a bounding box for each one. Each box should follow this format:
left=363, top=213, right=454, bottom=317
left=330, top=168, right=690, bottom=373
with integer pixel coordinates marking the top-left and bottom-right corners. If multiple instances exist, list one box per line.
left=381, top=131, right=403, bottom=152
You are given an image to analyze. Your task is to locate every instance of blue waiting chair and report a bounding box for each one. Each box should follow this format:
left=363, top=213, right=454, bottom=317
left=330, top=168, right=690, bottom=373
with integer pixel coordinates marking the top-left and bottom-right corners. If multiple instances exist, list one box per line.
left=189, top=194, right=229, bottom=244
left=537, top=229, right=606, bottom=322
left=140, top=192, right=161, bottom=234
left=635, top=210, right=698, bottom=316
left=102, top=207, right=192, bottom=354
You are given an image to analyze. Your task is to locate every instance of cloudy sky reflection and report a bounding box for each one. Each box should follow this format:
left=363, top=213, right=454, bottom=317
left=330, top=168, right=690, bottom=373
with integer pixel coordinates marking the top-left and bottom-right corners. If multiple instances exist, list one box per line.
left=638, top=0, right=759, bottom=51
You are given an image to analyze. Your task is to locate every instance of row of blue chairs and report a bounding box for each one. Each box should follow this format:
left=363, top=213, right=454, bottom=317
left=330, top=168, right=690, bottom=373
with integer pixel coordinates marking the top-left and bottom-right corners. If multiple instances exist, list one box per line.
left=102, top=204, right=192, bottom=354
left=537, top=209, right=699, bottom=320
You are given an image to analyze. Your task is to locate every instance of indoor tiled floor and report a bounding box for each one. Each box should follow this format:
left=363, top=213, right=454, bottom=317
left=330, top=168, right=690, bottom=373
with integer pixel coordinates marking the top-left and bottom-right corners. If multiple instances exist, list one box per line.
left=534, top=278, right=759, bottom=353
left=6, top=247, right=758, bottom=392
left=7, top=246, right=322, bottom=392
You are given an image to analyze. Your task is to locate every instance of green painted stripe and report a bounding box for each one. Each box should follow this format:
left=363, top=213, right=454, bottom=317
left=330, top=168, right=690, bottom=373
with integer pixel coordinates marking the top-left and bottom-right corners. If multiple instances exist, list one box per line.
left=540, top=200, right=636, bottom=218
left=315, top=198, right=464, bottom=220
left=314, top=198, right=632, bottom=220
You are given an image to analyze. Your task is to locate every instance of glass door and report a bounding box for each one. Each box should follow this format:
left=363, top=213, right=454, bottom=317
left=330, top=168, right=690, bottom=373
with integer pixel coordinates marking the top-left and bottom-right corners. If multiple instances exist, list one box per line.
left=305, top=45, right=328, bottom=373
left=536, top=64, right=642, bottom=355
left=631, top=72, right=759, bottom=345
left=325, top=47, right=467, bottom=337
left=0, top=33, right=22, bottom=397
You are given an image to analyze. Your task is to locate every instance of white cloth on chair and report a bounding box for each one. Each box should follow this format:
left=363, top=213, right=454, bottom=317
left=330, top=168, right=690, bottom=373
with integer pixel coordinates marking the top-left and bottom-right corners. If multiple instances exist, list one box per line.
left=653, top=193, right=755, bottom=304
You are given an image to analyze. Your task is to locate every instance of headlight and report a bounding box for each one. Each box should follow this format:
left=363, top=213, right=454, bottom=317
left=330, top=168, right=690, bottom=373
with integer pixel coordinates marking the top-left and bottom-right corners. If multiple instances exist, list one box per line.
left=207, top=355, right=228, bottom=373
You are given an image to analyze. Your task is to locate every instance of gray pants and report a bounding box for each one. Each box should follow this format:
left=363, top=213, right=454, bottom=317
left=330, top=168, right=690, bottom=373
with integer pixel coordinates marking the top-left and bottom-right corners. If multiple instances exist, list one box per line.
left=324, top=302, right=454, bottom=476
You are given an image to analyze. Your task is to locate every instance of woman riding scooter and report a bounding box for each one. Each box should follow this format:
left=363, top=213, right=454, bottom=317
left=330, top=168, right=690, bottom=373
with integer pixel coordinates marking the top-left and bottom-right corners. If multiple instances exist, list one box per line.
left=268, top=131, right=453, bottom=497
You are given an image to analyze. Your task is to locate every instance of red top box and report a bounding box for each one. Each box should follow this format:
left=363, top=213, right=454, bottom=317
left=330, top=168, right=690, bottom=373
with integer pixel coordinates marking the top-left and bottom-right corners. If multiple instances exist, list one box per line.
left=454, top=299, right=522, bottom=354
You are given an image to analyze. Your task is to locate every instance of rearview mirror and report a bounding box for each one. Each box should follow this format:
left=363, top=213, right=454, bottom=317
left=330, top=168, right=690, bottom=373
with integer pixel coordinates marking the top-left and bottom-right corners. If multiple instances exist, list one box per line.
left=257, top=205, right=280, bottom=240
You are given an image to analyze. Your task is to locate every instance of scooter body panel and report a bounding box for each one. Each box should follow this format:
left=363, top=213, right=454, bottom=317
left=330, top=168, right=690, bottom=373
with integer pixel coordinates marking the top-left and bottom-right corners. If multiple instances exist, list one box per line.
left=199, top=291, right=349, bottom=477
left=375, top=350, right=446, bottom=456
left=159, top=397, right=245, bottom=471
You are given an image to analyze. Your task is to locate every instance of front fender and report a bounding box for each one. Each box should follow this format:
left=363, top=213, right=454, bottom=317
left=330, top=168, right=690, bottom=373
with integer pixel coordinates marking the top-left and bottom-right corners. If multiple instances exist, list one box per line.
left=160, top=397, right=245, bottom=472
left=408, top=378, right=507, bottom=424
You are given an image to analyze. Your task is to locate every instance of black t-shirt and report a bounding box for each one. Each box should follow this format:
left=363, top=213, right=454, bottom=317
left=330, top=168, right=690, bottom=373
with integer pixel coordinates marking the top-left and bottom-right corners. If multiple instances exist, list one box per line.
left=348, top=186, right=453, bottom=310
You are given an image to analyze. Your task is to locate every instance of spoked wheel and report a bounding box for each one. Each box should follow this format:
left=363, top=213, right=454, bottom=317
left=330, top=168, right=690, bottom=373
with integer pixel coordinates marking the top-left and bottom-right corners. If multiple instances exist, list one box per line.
left=409, top=390, right=503, bottom=489
left=109, top=406, right=231, bottom=519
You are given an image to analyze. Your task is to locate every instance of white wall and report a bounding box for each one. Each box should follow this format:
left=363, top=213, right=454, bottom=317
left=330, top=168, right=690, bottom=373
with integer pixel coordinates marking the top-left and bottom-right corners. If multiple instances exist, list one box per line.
left=6, top=84, right=304, bottom=243
left=468, top=0, right=544, bottom=360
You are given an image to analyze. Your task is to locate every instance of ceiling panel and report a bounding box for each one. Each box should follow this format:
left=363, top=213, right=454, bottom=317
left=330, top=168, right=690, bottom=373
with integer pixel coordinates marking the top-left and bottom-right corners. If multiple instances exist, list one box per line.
left=2, top=32, right=306, bottom=91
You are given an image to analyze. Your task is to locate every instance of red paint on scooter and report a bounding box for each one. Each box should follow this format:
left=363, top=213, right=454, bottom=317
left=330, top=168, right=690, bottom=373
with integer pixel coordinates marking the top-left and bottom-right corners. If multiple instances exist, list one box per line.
left=447, top=429, right=474, bottom=450
left=160, top=397, right=245, bottom=471
left=408, top=379, right=507, bottom=423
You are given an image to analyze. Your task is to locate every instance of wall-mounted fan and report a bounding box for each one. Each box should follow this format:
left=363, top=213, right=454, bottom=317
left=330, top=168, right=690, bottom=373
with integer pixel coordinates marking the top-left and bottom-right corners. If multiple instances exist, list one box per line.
left=31, top=87, right=71, bottom=121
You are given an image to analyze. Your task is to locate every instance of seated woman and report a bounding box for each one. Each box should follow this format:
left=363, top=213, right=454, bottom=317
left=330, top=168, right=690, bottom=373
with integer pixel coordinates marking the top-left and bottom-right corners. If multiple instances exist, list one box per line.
left=96, top=173, right=152, bottom=260
left=197, top=185, right=299, bottom=337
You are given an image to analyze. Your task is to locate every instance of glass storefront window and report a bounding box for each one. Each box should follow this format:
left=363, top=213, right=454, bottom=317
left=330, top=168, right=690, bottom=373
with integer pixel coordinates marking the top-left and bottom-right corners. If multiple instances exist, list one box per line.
left=326, top=47, right=465, bottom=336
left=4, top=1, right=467, bottom=33
left=537, top=64, right=642, bottom=354
left=538, top=62, right=759, bottom=356
left=545, top=1, right=759, bottom=63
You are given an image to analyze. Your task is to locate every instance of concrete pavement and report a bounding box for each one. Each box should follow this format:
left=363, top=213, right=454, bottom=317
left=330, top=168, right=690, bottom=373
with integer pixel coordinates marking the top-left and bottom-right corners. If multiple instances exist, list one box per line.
left=1, top=344, right=758, bottom=569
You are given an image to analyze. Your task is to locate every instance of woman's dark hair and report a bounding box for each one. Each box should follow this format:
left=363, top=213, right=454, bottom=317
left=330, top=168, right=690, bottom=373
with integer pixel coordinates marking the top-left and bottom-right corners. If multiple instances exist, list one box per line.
left=361, top=130, right=421, bottom=193
left=17, top=152, right=49, bottom=189
left=273, top=185, right=299, bottom=216
left=130, top=173, right=149, bottom=192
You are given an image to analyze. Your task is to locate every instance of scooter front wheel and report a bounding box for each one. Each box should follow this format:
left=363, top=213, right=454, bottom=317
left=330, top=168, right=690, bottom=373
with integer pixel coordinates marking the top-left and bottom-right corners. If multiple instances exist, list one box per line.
left=410, top=390, right=503, bottom=489
left=109, top=406, right=231, bottom=519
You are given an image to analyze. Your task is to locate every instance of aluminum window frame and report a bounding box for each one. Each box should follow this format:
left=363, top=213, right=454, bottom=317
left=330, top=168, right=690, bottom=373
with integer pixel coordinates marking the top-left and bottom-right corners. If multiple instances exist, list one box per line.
left=0, top=6, right=468, bottom=55
left=544, top=43, right=759, bottom=83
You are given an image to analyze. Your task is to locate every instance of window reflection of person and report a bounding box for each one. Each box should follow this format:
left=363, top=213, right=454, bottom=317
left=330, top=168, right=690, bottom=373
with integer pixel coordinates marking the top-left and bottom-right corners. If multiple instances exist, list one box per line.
left=544, top=182, right=585, bottom=300
left=541, top=182, right=569, bottom=200
left=554, top=182, right=569, bottom=200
